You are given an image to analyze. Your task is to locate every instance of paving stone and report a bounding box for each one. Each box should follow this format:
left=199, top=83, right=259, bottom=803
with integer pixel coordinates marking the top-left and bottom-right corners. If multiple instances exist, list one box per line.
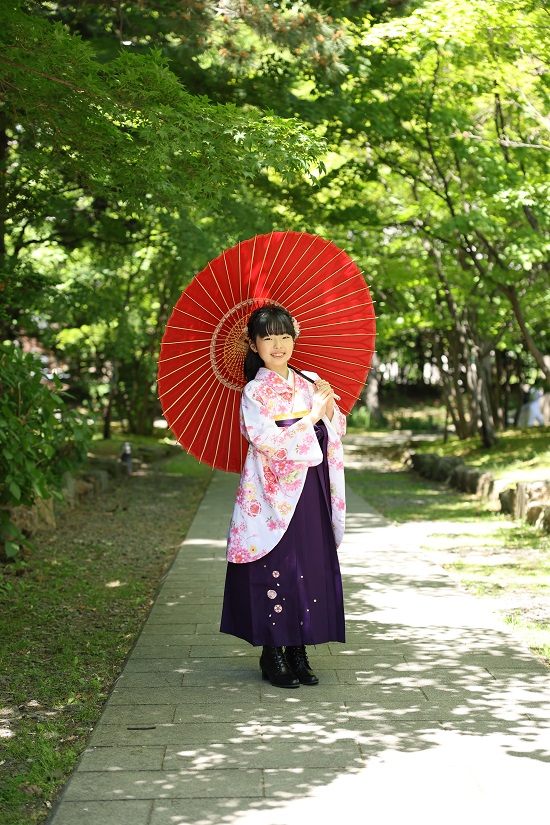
left=78, top=746, right=166, bottom=771
left=181, top=669, right=340, bottom=686
left=137, top=623, right=198, bottom=636
left=308, top=654, right=407, bottom=669
left=146, top=609, right=219, bottom=623
left=108, top=686, right=262, bottom=705
left=196, top=623, right=224, bottom=633
left=63, top=768, right=263, bottom=800
left=260, top=684, right=426, bottom=705
left=163, top=738, right=362, bottom=770
left=335, top=664, right=499, bottom=687
left=120, top=648, right=196, bottom=659
left=263, top=767, right=348, bottom=798
left=120, top=659, right=204, bottom=673
left=343, top=703, right=522, bottom=723
left=150, top=798, right=279, bottom=825
left=173, top=703, right=349, bottom=725
left=89, top=722, right=261, bottom=747
left=49, top=470, right=550, bottom=823
left=188, top=645, right=257, bottom=658
left=114, top=671, right=185, bottom=688
left=49, top=800, right=153, bottom=825
left=133, top=634, right=250, bottom=648
left=93, top=705, right=176, bottom=727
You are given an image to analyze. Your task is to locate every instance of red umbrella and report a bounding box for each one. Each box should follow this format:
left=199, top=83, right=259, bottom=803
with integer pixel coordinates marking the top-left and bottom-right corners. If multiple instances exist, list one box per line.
left=158, top=231, right=375, bottom=473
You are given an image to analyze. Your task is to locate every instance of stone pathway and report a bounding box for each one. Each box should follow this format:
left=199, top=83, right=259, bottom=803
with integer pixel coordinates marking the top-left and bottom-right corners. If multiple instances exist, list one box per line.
left=48, top=472, right=550, bottom=825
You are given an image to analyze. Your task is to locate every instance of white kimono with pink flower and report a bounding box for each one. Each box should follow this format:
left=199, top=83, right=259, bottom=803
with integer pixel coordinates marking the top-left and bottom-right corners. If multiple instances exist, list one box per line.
left=226, top=367, right=346, bottom=564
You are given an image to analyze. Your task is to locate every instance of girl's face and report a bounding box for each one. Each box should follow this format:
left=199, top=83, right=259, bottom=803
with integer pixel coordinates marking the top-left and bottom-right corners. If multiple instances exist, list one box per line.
left=251, top=332, right=295, bottom=377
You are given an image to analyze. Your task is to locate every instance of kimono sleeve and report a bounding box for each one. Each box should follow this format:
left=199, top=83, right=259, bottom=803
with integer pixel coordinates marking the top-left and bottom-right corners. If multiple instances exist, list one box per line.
left=240, top=385, right=322, bottom=469
left=325, top=404, right=346, bottom=439
left=303, top=371, right=346, bottom=440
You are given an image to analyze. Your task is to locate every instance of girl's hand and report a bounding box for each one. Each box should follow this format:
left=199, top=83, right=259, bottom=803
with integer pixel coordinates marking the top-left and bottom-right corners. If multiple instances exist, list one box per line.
left=309, top=385, right=332, bottom=424
left=314, top=379, right=336, bottom=421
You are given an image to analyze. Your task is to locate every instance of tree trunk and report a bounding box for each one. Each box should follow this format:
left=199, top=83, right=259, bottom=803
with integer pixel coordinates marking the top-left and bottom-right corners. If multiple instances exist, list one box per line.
left=475, top=358, right=498, bottom=447
left=501, top=284, right=550, bottom=388
left=103, top=361, right=118, bottom=440
left=362, top=352, right=383, bottom=426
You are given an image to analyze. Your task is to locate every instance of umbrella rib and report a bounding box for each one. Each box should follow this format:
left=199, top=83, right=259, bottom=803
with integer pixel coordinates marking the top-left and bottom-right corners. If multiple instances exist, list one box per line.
left=178, top=372, right=224, bottom=443
left=169, top=372, right=219, bottom=431
left=161, top=337, right=218, bottom=345
left=266, top=234, right=319, bottom=297
left=163, top=326, right=219, bottom=337
left=304, top=333, right=376, bottom=340
left=203, top=262, right=232, bottom=314
left=222, top=251, right=237, bottom=307
left=160, top=360, right=215, bottom=410
left=264, top=230, right=289, bottom=284
left=158, top=353, right=210, bottom=385
left=193, top=269, right=227, bottom=316
left=279, top=260, right=356, bottom=308
left=297, top=357, right=368, bottom=385
left=298, top=287, right=373, bottom=320
left=298, top=343, right=376, bottom=352
left=300, top=276, right=370, bottom=309
left=172, top=299, right=219, bottom=325
left=237, top=241, right=243, bottom=305
left=246, top=236, right=257, bottom=303
left=158, top=346, right=212, bottom=362
left=188, top=380, right=226, bottom=456
left=304, top=307, right=375, bottom=329
left=277, top=249, right=346, bottom=305
left=276, top=246, right=341, bottom=303
left=259, top=232, right=274, bottom=291
left=208, top=385, right=234, bottom=469
left=298, top=354, right=373, bottom=368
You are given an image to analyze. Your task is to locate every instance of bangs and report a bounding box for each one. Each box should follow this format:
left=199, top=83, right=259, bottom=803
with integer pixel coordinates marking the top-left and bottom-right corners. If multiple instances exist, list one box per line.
left=255, top=306, right=294, bottom=338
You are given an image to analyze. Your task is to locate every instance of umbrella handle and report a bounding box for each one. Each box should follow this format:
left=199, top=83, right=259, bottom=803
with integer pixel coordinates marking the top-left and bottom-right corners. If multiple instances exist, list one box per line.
left=290, top=366, right=341, bottom=401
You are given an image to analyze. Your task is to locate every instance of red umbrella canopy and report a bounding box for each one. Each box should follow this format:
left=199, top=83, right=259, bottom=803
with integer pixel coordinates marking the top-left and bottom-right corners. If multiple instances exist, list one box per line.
left=158, top=231, right=376, bottom=473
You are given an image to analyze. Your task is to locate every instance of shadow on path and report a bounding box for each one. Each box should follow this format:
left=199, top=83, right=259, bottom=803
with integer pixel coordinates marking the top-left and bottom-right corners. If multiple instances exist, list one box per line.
left=48, top=475, right=550, bottom=825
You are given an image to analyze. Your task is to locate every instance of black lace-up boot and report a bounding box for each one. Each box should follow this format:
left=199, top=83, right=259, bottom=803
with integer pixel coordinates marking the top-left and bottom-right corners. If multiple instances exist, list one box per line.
left=285, top=645, right=319, bottom=686
left=260, top=646, right=300, bottom=688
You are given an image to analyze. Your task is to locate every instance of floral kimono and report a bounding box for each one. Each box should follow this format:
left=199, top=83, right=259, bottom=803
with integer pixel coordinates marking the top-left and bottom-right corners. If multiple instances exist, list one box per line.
left=226, top=366, right=346, bottom=564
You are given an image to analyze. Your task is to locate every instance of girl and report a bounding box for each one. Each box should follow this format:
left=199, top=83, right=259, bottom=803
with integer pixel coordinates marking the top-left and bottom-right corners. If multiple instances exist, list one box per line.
left=220, top=304, right=347, bottom=688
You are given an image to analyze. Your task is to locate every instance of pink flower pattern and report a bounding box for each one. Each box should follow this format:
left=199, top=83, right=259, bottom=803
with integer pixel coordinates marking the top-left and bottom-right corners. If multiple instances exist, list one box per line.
left=226, top=367, right=346, bottom=564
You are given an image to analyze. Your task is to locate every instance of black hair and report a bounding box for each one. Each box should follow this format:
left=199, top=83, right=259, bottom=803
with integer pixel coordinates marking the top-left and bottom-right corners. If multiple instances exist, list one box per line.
left=243, top=304, right=296, bottom=382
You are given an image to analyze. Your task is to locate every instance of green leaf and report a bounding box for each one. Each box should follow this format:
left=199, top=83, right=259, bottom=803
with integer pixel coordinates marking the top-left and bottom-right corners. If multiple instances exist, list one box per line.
left=5, top=541, right=21, bottom=559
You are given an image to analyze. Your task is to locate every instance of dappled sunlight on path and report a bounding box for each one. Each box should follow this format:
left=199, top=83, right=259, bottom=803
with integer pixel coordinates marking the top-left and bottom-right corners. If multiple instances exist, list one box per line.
left=48, top=475, right=550, bottom=825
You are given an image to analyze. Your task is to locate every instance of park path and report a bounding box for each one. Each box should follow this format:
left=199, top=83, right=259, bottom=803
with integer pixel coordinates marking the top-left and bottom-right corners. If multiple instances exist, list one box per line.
left=48, top=471, right=550, bottom=825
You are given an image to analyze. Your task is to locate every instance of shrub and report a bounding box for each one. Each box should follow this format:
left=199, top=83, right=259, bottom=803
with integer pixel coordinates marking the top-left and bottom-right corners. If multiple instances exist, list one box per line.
left=0, top=342, right=94, bottom=558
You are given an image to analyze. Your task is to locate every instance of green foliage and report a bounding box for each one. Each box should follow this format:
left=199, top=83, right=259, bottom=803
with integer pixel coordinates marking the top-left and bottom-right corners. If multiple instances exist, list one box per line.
left=2, top=0, right=550, bottom=448
left=0, top=449, right=210, bottom=822
left=0, top=342, right=94, bottom=558
left=348, top=465, right=493, bottom=523
left=414, top=427, right=550, bottom=479
left=1, top=3, right=325, bottom=208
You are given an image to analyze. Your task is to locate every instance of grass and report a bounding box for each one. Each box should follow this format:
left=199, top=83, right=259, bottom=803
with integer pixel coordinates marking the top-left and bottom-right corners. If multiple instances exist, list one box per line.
left=414, top=426, right=550, bottom=479
left=0, top=446, right=211, bottom=824
left=348, top=398, right=447, bottom=433
left=347, top=465, right=493, bottom=523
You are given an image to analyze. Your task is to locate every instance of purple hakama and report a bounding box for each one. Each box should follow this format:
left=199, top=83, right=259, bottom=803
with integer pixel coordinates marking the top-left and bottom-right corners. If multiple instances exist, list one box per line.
left=220, top=421, right=345, bottom=646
